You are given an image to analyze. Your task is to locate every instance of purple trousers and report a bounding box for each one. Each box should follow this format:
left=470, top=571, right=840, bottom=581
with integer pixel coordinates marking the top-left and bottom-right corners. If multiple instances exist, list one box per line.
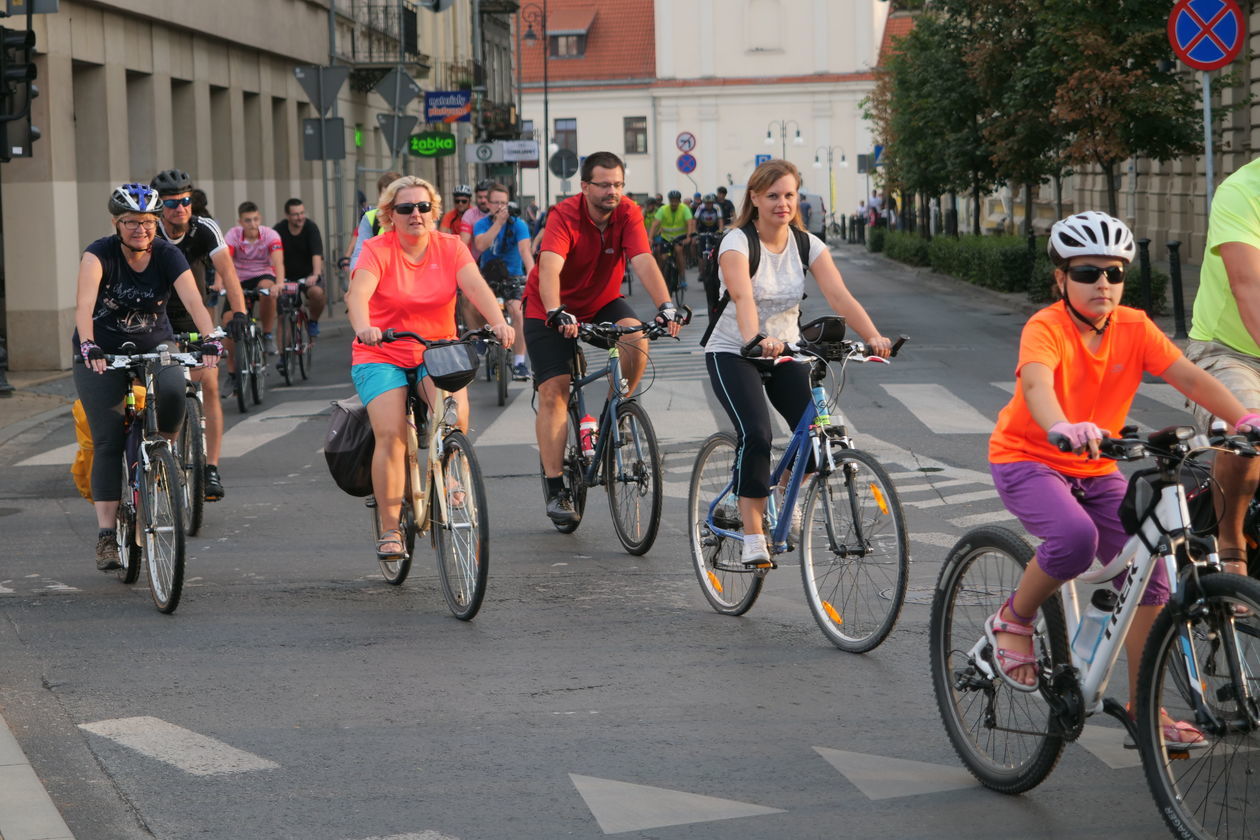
left=990, top=460, right=1168, bottom=605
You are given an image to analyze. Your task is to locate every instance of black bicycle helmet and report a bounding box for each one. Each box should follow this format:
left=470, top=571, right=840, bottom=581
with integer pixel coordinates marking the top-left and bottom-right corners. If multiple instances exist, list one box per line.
left=668, top=190, right=682, bottom=200
left=150, top=168, right=193, bottom=196
left=108, top=183, right=162, bottom=216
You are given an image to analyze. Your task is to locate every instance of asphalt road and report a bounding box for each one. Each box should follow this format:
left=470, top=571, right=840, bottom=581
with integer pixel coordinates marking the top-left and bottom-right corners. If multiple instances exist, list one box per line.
left=0, top=243, right=1197, bottom=839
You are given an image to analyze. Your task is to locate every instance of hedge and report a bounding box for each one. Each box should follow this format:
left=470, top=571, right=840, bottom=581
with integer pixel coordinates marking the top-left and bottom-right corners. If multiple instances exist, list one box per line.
left=867, top=226, right=887, bottom=253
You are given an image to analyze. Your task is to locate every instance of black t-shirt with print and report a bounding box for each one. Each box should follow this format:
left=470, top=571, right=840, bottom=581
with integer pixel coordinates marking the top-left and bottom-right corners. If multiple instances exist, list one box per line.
left=72, top=235, right=190, bottom=356
left=158, top=215, right=227, bottom=329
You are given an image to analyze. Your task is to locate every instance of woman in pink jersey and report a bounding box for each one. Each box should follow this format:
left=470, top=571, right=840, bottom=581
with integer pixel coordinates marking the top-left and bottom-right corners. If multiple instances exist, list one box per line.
left=346, top=176, right=513, bottom=559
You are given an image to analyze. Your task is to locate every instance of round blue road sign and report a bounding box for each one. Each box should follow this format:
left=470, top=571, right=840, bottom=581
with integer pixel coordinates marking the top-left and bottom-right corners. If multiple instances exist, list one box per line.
left=676, top=153, right=697, bottom=174
left=1168, top=0, right=1244, bottom=72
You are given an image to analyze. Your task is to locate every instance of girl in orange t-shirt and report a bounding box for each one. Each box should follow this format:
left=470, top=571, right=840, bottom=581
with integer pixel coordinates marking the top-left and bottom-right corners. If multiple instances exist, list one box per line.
left=346, top=176, right=513, bottom=559
left=985, top=212, right=1256, bottom=746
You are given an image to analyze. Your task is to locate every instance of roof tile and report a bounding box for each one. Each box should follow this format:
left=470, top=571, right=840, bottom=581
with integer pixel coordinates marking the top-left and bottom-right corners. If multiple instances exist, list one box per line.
left=518, top=0, right=655, bottom=84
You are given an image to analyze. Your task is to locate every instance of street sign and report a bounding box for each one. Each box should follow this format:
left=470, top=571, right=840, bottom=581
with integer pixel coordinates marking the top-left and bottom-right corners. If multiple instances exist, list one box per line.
left=676, top=153, right=697, bottom=174
left=856, top=153, right=872, bottom=175
left=373, top=68, right=421, bottom=111
left=465, top=140, right=540, bottom=163
left=873, top=144, right=885, bottom=166
left=549, top=148, right=579, bottom=179
left=675, top=131, right=696, bottom=153
left=1168, top=0, right=1243, bottom=71
left=410, top=131, right=456, bottom=157
left=754, top=153, right=771, bottom=167
left=377, top=113, right=418, bottom=156
left=293, top=65, right=349, bottom=117
left=302, top=117, right=345, bottom=161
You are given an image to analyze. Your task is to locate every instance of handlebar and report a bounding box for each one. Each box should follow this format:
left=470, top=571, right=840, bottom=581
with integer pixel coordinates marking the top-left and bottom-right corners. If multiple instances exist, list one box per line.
left=104, top=343, right=204, bottom=368
left=1048, top=423, right=1260, bottom=460
left=741, top=333, right=908, bottom=361
left=378, top=327, right=502, bottom=347
left=573, top=305, right=694, bottom=342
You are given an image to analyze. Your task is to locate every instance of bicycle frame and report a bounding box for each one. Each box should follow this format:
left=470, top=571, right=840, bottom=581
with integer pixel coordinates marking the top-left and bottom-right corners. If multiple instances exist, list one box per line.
left=402, top=370, right=459, bottom=542
left=568, top=341, right=631, bottom=490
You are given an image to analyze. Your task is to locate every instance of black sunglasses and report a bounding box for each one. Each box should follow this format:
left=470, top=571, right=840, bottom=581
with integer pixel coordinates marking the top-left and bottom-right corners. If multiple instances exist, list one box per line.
left=1067, top=265, right=1125, bottom=285
left=162, top=197, right=192, bottom=208
left=393, top=201, right=432, bottom=216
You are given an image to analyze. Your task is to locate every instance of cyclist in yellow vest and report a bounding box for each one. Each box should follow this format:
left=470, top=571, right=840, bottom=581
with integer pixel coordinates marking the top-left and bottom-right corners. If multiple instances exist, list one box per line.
left=649, top=190, right=694, bottom=296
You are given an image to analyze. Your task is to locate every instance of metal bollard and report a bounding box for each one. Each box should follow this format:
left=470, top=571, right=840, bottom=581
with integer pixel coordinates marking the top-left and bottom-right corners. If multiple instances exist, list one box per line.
left=1138, top=238, right=1152, bottom=315
left=1168, top=240, right=1188, bottom=339
left=1026, top=233, right=1037, bottom=296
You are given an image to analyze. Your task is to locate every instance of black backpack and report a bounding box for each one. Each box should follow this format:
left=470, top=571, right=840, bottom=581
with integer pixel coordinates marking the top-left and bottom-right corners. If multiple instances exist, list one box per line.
left=699, top=221, right=812, bottom=346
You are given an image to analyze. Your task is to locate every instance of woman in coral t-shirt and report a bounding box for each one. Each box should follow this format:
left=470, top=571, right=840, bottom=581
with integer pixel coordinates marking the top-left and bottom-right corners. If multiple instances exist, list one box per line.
left=346, top=175, right=513, bottom=558
left=986, top=211, right=1255, bottom=747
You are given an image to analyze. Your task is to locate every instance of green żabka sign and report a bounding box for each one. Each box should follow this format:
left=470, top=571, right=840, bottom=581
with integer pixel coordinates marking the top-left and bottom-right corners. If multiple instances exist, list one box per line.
left=410, top=132, right=456, bottom=157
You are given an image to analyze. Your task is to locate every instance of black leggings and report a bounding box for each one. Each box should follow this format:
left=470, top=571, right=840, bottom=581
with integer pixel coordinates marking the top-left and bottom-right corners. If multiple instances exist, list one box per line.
left=73, top=364, right=187, bottom=503
left=706, top=352, right=813, bottom=499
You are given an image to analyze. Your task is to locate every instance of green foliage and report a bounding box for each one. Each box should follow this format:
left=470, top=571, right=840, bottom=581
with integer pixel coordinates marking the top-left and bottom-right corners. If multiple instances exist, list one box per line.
left=883, top=231, right=931, bottom=266
left=924, top=234, right=1034, bottom=293
left=867, top=226, right=887, bottom=253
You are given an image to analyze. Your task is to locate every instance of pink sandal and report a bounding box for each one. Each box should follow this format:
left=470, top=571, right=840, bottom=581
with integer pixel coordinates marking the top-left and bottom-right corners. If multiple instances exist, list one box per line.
left=1125, top=705, right=1208, bottom=751
left=984, top=594, right=1039, bottom=693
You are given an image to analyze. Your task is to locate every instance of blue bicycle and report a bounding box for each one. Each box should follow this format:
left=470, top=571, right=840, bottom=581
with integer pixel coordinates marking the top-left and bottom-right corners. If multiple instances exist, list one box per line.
left=687, top=317, right=909, bottom=652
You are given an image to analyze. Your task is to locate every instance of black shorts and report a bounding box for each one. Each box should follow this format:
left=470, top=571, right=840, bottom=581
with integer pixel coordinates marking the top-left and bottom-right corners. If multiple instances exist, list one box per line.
left=241, top=274, right=276, bottom=291
left=490, top=276, right=525, bottom=303
left=524, top=297, right=638, bottom=386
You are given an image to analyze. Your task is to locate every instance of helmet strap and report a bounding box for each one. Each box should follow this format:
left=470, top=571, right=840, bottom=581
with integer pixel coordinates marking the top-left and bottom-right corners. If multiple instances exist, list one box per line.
left=1063, top=297, right=1110, bottom=335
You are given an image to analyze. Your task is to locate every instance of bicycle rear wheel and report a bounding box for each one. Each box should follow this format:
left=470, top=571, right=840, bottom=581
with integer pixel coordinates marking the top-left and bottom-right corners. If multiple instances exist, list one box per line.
left=605, top=400, right=662, bottom=555
left=494, top=345, right=509, bottom=406
left=297, top=310, right=314, bottom=380
left=178, top=394, right=206, bottom=536
left=372, top=496, right=414, bottom=585
left=541, top=405, right=588, bottom=534
left=1137, top=572, right=1260, bottom=840
left=929, top=527, right=1068, bottom=793
left=799, top=449, right=908, bottom=652
left=248, top=332, right=266, bottom=406
left=139, top=443, right=186, bottom=613
left=233, top=338, right=248, bottom=414
left=115, top=455, right=142, bottom=584
left=434, top=431, right=488, bottom=620
left=688, top=432, right=765, bottom=615
left=278, top=313, right=295, bottom=386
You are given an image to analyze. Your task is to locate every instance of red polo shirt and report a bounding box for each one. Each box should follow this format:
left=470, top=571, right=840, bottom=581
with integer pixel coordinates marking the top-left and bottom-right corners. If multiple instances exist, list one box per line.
left=523, top=194, right=650, bottom=322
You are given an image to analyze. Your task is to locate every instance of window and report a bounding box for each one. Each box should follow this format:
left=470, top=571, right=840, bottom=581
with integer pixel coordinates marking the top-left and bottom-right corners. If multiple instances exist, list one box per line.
left=550, top=34, right=586, bottom=58
left=554, top=118, right=577, bottom=154
left=624, top=117, right=647, bottom=155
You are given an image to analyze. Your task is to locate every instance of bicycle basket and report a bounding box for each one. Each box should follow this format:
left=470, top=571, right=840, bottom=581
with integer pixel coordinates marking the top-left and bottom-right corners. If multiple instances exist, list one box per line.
left=423, top=340, right=479, bottom=391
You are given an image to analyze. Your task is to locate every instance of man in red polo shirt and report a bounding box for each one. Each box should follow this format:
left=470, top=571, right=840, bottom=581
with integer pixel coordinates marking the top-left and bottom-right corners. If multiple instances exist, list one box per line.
left=523, top=150, right=684, bottom=525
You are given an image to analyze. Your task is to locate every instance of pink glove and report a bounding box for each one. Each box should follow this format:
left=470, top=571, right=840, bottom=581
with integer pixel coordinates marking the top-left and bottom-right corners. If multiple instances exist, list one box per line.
left=1048, top=420, right=1106, bottom=452
left=1236, top=412, right=1260, bottom=432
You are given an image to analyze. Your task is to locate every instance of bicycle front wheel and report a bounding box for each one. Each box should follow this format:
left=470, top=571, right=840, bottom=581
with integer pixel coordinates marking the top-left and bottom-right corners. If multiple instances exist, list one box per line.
left=1137, top=572, right=1260, bottom=840
left=434, top=431, right=488, bottom=620
left=688, top=432, right=764, bottom=615
left=605, top=400, right=662, bottom=555
left=799, top=450, right=908, bottom=652
left=178, top=394, right=206, bottom=536
left=278, top=314, right=295, bottom=387
left=233, top=339, right=248, bottom=414
left=929, top=527, right=1068, bottom=793
left=140, top=443, right=186, bottom=613
left=494, top=345, right=509, bottom=407
left=115, top=454, right=142, bottom=584
left=248, top=334, right=266, bottom=405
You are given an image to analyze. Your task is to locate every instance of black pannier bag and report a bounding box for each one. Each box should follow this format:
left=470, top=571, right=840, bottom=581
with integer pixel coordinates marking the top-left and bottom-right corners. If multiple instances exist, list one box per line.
left=325, top=397, right=375, bottom=497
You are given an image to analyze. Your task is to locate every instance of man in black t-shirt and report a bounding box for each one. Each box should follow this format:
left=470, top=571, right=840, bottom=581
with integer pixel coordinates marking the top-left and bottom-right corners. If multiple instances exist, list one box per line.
left=715, top=186, right=736, bottom=228
left=152, top=168, right=247, bottom=502
left=273, top=198, right=327, bottom=335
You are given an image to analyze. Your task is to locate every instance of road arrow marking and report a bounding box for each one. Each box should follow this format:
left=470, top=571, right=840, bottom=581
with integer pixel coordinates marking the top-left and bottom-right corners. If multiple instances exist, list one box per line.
left=569, top=773, right=783, bottom=834
left=79, top=716, right=279, bottom=776
left=813, top=747, right=976, bottom=800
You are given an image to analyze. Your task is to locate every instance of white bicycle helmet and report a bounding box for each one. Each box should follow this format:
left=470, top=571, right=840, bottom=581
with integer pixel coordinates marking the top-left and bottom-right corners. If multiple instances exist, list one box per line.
left=453, top=183, right=473, bottom=197
left=108, top=183, right=162, bottom=216
left=1048, top=211, right=1136, bottom=266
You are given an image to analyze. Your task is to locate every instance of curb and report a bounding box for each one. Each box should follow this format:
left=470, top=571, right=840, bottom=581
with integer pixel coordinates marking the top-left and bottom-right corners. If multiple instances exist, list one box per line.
left=0, top=720, right=76, bottom=840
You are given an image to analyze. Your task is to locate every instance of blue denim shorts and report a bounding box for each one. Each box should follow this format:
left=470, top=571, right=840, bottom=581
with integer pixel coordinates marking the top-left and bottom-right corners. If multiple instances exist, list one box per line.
left=351, top=362, right=425, bottom=406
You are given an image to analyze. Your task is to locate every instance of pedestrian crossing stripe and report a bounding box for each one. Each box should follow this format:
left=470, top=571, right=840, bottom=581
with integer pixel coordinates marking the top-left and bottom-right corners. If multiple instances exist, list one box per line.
left=570, top=773, right=784, bottom=834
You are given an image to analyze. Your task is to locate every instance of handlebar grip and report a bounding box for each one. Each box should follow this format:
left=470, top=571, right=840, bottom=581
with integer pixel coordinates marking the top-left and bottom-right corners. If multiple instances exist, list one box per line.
left=741, top=334, right=766, bottom=358
left=1048, top=432, right=1073, bottom=453
left=678, top=304, right=693, bottom=326
left=891, top=335, right=909, bottom=357
left=380, top=328, right=397, bottom=342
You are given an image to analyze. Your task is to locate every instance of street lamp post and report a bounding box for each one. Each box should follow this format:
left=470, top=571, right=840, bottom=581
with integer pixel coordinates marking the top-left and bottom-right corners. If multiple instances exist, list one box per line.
left=521, top=2, right=550, bottom=209
left=812, top=145, right=847, bottom=236
left=765, top=119, right=804, bottom=161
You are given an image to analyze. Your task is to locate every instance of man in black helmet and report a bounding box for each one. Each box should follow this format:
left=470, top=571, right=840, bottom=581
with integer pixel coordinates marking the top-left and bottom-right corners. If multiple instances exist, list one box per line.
left=151, top=168, right=247, bottom=502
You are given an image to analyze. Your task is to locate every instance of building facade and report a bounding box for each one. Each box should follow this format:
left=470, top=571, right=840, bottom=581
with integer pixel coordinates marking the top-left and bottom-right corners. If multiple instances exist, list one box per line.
left=0, top=0, right=518, bottom=371
left=516, top=0, right=887, bottom=214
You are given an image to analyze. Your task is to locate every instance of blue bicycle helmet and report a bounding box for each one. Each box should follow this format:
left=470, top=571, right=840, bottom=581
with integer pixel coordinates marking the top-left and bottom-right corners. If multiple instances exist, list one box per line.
left=109, top=183, right=162, bottom=216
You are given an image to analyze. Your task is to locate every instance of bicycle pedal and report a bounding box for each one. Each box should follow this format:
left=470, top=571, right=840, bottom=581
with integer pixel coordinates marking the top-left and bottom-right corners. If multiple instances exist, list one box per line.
left=741, top=558, right=778, bottom=570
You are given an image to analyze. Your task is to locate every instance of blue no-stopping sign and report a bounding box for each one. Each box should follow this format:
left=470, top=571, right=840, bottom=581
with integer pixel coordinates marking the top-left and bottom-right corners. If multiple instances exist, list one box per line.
left=1168, top=0, right=1243, bottom=72
left=676, top=153, right=697, bottom=174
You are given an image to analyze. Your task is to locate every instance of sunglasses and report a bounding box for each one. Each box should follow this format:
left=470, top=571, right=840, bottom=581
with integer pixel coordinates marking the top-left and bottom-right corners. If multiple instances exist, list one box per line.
left=394, top=201, right=432, bottom=216
left=162, top=197, right=192, bottom=208
left=1067, top=265, right=1125, bottom=285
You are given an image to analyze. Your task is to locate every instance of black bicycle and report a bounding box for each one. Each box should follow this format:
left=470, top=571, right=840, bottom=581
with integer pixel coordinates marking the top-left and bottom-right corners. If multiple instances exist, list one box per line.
left=224, top=286, right=270, bottom=412
left=483, top=276, right=523, bottom=407
left=653, top=235, right=687, bottom=307
left=276, top=279, right=314, bottom=386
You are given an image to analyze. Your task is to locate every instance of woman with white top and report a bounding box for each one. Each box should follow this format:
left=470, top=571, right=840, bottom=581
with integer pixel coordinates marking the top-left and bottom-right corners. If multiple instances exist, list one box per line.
left=706, top=159, right=892, bottom=565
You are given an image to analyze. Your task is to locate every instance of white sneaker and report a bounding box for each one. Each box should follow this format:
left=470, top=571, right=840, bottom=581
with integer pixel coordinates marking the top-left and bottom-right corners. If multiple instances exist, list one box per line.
left=742, top=533, right=771, bottom=566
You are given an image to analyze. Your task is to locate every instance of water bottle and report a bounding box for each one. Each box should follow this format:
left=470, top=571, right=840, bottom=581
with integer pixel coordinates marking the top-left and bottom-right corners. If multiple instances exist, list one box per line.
left=1071, top=588, right=1119, bottom=666
left=579, top=414, right=598, bottom=458
left=811, top=385, right=830, bottom=426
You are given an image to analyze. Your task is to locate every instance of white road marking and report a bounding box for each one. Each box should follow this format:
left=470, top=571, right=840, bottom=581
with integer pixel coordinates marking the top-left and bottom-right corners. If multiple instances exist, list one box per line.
left=284, top=382, right=353, bottom=391
left=813, top=746, right=976, bottom=800
left=220, top=400, right=337, bottom=459
left=78, top=716, right=279, bottom=776
left=1077, top=724, right=1142, bottom=769
left=948, top=509, right=1018, bottom=528
left=15, top=441, right=78, bottom=466
left=570, top=773, right=783, bottom=834
left=912, top=532, right=965, bottom=549
left=346, top=833, right=460, bottom=840
left=0, top=720, right=76, bottom=840
left=903, top=489, right=1000, bottom=509
left=882, top=383, right=994, bottom=434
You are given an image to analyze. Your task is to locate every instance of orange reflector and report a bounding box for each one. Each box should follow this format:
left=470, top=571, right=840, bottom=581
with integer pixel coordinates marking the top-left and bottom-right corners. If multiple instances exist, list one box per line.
left=871, top=484, right=889, bottom=515
left=823, top=601, right=843, bottom=625
left=707, top=570, right=724, bottom=594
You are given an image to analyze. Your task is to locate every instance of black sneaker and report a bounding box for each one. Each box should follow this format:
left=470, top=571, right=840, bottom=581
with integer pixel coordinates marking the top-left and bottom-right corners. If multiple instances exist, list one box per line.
left=204, top=465, right=225, bottom=501
left=546, top=489, right=580, bottom=525
left=95, top=533, right=122, bottom=571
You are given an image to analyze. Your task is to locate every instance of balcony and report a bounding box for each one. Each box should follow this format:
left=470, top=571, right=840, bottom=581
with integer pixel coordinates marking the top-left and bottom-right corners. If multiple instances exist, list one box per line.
left=479, top=0, right=521, bottom=13
left=335, top=2, right=433, bottom=89
left=479, top=100, right=519, bottom=141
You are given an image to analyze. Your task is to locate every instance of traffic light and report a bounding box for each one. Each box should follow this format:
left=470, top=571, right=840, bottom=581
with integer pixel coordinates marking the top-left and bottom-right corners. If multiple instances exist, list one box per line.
left=0, top=26, right=38, bottom=160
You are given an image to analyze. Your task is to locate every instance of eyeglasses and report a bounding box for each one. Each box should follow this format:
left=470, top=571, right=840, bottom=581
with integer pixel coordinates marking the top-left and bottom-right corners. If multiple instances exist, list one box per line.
left=585, top=181, right=625, bottom=191
left=393, top=201, right=432, bottom=216
left=162, top=197, right=192, bottom=208
left=118, top=219, right=158, bottom=231
left=1067, top=265, right=1126, bottom=285
left=454, top=197, right=470, bottom=203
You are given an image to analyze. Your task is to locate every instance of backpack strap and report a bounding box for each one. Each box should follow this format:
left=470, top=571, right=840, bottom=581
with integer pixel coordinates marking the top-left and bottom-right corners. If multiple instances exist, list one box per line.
left=699, top=223, right=813, bottom=347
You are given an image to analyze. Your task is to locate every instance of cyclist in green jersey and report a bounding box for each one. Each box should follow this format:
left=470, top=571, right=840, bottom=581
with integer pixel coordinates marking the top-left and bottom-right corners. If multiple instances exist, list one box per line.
left=649, top=190, right=694, bottom=289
